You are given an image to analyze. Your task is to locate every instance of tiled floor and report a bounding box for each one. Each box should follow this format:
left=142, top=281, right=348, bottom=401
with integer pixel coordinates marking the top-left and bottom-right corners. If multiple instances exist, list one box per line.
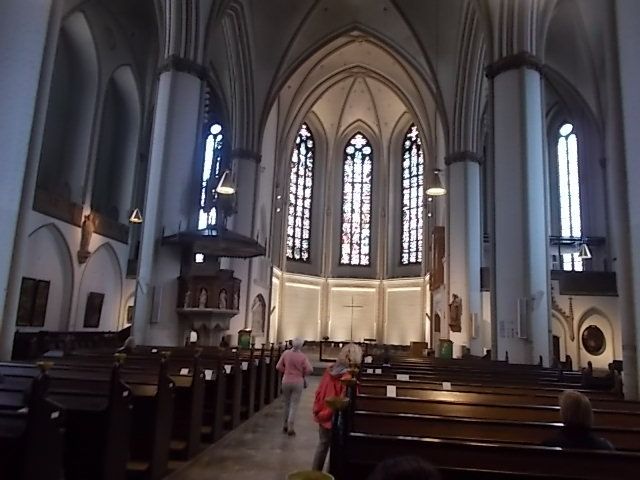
left=168, top=377, right=323, bottom=480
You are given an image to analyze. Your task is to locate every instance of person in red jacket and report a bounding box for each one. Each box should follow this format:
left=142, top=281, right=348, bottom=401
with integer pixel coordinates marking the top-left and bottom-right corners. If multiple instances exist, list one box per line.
left=311, top=343, right=362, bottom=471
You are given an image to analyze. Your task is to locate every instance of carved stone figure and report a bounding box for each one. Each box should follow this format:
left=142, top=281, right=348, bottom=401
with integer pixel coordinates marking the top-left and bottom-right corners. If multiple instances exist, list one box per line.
left=183, top=290, right=192, bottom=309
left=234, top=290, right=240, bottom=310
left=77, top=213, right=95, bottom=264
left=251, top=295, right=266, bottom=333
left=449, top=293, right=462, bottom=333
left=198, top=288, right=208, bottom=308
left=218, top=289, right=228, bottom=310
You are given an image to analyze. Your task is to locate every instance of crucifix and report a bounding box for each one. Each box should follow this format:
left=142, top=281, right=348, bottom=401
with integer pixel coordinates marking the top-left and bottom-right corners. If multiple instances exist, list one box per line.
left=343, top=296, right=364, bottom=342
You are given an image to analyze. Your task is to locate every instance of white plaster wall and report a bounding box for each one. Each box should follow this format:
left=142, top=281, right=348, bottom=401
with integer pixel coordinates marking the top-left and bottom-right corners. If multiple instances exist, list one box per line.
left=275, top=274, right=430, bottom=345
left=269, top=271, right=281, bottom=343
left=21, top=225, right=73, bottom=331
left=385, top=282, right=423, bottom=345
left=280, top=277, right=322, bottom=341
left=14, top=212, right=132, bottom=334
left=328, top=284, right=378, bottom=342
left=75, top=244, right=123, bottom=331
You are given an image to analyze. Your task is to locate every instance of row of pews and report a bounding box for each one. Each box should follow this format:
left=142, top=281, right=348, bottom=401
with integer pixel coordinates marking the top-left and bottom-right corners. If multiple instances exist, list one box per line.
left=0, top=343, right=283, bottom=480
left=330, top=356, right=640, bottom=480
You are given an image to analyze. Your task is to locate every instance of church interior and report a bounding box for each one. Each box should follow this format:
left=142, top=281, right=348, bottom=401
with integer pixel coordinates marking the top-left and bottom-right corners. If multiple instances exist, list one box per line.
left=1, top=0, right=640, bottom=479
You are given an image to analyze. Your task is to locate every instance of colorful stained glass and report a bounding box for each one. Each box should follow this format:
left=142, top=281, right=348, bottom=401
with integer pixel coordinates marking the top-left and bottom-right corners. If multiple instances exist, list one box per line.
left=401, top=124, right=424, bottom=265
left=558, top=123, right=583, bottom=271
left=287, top=124, right=314, bottom=262
left=198, top=123, right=224, bottom=230
left=340, top=132, right=373, bottom=266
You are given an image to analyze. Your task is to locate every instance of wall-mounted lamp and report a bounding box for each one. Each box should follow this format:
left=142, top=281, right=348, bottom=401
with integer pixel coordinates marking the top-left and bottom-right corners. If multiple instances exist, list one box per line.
left=578, top=243, right=592, bottom=259
left=216, top=169, right=236, bottom=195
left=129, top=208, right=143, bottom=224
left=426, top=169, right=446, bottom=196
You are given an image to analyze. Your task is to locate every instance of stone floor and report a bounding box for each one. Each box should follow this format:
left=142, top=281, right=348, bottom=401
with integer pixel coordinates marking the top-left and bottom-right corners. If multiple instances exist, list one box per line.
left=168, top=376, right=322, bottom=480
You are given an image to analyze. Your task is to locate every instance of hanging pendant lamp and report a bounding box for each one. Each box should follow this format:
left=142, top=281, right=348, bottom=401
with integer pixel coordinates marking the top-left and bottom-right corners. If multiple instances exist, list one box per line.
left=129, top=208, right=143, bottom=224
left=426, top=169, right=447, bottom=196
left=216, top=169, right=236, bottom=195
left=578, top=243, right=592, bottom=259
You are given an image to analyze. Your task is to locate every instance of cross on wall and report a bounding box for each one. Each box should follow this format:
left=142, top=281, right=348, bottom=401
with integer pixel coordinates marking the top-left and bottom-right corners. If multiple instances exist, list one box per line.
left=343, top=295, right=364, bottom=342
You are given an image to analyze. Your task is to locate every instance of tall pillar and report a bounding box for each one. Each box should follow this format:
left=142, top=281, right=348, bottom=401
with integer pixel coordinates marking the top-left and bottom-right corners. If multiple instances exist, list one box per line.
left=131, top=0, right=211, bottom=345
left=225, top=150, right=261, bottom=333
left=612, top=0, right=640, bottom=398
left=132, top=64, right=205, bottom=344
left=446, top=151, right=482, bottom=356
left=486, top=53, right=551, bottom=365
left=0, top=0, right=55, bottom=359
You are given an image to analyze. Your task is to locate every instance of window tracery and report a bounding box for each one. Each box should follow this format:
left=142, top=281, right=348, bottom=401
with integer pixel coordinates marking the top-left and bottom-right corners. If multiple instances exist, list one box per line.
left=287, top=123, right=315, bottom=261
left=401, top=124, right=424, bottom=265
left=340, top=132, right=373, bottom=266
left=557, top=122, right=583, bottom=271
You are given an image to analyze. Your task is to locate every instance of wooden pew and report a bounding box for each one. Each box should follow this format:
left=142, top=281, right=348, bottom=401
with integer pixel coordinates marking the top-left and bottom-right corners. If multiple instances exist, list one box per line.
left=355, top=391, right=640, bottom=428
left=1, top=357, right=175, bottom=480
left=1, top=360, right=132, bottom=480
left=63, top=348, right=208, bottom=459
left=335, top=432, right=640, bottom=480
left=0, top=369, right=65, bottom=480
left=358, top=374, right=624, bottom=402
left=351, top=409, right=640, bottom=451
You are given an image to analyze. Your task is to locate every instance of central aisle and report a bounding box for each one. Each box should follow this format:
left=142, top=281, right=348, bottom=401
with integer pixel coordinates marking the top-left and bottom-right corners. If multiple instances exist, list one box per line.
left=168, top=376, right=322, bottom=480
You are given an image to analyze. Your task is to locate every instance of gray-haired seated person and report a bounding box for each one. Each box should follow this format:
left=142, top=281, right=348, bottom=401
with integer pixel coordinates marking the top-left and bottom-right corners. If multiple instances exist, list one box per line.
left=542, top=389, right=614, bottom=450
left=116, top=336, right=136, bottom=354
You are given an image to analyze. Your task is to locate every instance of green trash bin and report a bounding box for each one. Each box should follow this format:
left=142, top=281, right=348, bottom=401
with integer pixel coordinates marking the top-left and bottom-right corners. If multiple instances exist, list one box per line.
left=439, top=339, right=453, bottom=359
left=238, top=328, right=252, bottom=349
left=287, top=471, right=334, bottom=480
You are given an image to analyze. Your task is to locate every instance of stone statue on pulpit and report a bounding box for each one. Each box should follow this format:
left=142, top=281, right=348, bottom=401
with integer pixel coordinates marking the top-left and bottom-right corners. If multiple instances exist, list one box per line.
left=198, top=288, right=208, bottom=308
left=183, top=290, right=192, bottom=308
left=218, top=289, right=228, bottom=310
left=449, top=293, right=462, bottom=333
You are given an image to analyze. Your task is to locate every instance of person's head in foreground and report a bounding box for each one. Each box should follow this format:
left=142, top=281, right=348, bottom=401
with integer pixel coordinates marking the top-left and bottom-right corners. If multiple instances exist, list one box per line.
left=336, top=343, right=363, bottom=367
left=367, top=456, right=441, bottom=480
left=291, top=337, right=304, bottom=351
left=560, top=389, right=594, bottom=430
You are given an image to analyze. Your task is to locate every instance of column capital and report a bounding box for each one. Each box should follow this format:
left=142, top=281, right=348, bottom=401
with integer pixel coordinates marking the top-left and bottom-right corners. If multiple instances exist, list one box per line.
left=158, top=55, right=207, bottom=81
left=231, top=148, right=261, bottom=164
left=485, top=51, right=544, bottom=79
left=445, top=151, right=482, bottom=166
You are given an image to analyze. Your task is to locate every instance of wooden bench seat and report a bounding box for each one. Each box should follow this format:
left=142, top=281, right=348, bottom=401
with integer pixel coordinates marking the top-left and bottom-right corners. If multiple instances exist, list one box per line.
left=351, top=409, right=640, bottom=451
left=355, top=393, right=640, bottom=428
left=336, top=432, right=640, bottom=480
left=0, top=373, right=64, bottom=480
left=358, top=375, right=625, bottom=402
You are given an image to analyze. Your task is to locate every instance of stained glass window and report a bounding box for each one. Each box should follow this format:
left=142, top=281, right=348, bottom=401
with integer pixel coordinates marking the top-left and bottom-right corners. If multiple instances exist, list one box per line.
left=198, top=123, right=224, bottom=230
left=557, top=122, right=583, bottom=271
left=401, top=124, right=424, bottom=265
left=340, top=132, right=373, bottom=266
left=286, top=123, right=315, bottom=261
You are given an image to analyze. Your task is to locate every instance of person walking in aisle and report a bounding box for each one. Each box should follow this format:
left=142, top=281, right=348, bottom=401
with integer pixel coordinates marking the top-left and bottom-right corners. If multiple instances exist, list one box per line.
left=276, top=337, right=313, bottom=436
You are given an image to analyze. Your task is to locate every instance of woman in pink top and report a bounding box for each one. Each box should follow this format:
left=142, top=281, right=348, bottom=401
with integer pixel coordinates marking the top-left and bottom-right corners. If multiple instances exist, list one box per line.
left=276, top=337, right=313, bottom=435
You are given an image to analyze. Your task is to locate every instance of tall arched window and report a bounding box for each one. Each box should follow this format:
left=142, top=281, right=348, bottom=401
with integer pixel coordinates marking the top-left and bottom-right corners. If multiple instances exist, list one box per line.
left=340, top=132, right=373, bottom=266
left=401, top=124, right=424, bottom=265
left=287, top=123, right=315, bottom=261
left=557, top=122, right=583, bottom=271
left=198, top=123, right=224, bottom=230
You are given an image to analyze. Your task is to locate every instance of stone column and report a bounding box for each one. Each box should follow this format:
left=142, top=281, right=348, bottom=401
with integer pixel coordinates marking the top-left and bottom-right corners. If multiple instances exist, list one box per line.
left=486, top=53, right=551, bottom=365
left=612, top=0, right=640, bottom=399
left=225, top=150, right=261, bottom=333
left=132, top=62, right=205, bottom=344
left=0, top=0, right=56, bottom=359
left=446, top=151, right=482, bottom=357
